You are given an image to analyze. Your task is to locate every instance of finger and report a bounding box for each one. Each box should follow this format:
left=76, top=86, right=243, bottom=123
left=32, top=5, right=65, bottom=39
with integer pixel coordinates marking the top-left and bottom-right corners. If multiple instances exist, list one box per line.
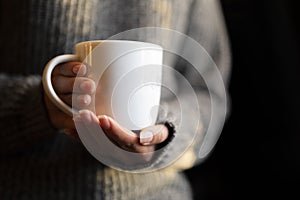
left=59, top=93, right=92, bottom=108
left=98, top=115, right=139, bottom=146
left=75, top=110, right=102, bottom=139
left=129, top=143, right=155, bottom=154
left=139, top=125, right=169, bottom=146
left=52, top=76, right=96, bottom=95
left=77, top=111, right=154, bottom=161
left=52, top=62, right=86, bottom=77
left=44, top=95, right=75, bottom=130
left=98, top=115, right=155, bottom=155
left=75, top=110, right=133, bottom=152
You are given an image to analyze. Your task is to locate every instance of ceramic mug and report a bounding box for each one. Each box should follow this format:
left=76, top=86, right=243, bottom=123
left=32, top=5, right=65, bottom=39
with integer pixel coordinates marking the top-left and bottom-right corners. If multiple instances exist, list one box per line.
left=42, top=40, right=163, bottom=130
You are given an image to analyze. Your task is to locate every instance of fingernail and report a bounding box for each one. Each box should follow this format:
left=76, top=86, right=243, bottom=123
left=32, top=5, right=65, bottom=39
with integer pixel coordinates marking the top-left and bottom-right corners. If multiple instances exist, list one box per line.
left=140, top=131, right=153, bottom=145
left=79, top=110, right=92, bottom=123
left=77, top=94, right=91, bottom=106
left=82, top=95, right=90, bottom=105
left=98, top=115, right=111, bottom=129
left=80, top=81, right=95, bottom=93
left=73, top=115, right=82, bottom=122
left=73, top=64, right=86, bottom=75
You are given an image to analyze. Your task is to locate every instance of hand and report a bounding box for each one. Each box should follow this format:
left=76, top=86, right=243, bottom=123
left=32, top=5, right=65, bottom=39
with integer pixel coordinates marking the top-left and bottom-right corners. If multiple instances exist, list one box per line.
left=44, top=62, right=169, bottom=161
left=44, top=62, right=96, bottom=130
left=72, top=110, right=169, bottom=162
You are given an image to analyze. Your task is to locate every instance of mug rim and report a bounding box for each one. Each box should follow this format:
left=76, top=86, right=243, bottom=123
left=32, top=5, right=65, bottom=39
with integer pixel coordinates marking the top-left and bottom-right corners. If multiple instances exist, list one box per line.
left=75, top=40, right=163, bottom=50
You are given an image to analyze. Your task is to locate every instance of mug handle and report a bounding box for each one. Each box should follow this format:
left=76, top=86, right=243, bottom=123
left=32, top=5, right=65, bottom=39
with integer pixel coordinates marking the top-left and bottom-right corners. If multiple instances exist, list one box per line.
left=42, top=54, right=80, bottom=117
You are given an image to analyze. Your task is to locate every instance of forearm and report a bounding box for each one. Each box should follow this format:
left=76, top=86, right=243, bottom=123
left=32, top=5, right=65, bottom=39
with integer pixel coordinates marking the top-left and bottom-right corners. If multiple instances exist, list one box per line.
left=0, top=74, right=57, bottom=155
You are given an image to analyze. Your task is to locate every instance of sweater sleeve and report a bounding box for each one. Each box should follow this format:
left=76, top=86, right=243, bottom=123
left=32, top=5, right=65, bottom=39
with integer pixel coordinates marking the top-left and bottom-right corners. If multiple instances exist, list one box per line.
left=0, top=74, right=58, bottom=156
left=152, top=0, right=231, bottom=171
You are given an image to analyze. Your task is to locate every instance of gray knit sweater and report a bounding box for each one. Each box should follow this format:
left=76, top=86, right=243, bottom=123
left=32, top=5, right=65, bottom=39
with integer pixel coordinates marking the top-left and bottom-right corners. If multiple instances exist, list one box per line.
left=0, top=0, right=230, bottom=199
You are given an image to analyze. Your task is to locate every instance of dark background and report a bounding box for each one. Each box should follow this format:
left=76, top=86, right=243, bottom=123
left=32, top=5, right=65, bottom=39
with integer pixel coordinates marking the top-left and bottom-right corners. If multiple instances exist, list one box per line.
left=186, top=0, right=300, bottom=199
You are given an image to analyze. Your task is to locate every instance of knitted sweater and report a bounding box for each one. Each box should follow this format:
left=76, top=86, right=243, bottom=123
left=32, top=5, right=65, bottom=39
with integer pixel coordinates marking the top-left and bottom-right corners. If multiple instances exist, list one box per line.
left=0, top=0, right=230, bottom=199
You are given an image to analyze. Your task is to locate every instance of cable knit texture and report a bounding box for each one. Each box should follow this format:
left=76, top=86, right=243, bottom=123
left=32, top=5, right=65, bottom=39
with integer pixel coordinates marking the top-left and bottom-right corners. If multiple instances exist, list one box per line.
left=0, top=0, right=230, bottom=199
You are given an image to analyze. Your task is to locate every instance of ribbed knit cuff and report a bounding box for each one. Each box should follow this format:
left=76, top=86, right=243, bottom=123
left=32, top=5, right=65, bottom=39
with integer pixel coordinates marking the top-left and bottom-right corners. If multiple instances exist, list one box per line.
left=19, top=76, right=57, bottom=137
left=149, top=92, right=202, bottom=171
left=0, top=75, right=57, bottom=155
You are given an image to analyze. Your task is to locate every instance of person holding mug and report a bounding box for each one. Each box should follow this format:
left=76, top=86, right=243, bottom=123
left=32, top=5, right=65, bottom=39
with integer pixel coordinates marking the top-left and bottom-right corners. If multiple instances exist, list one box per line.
left=0, top=0, right=231, bottom=199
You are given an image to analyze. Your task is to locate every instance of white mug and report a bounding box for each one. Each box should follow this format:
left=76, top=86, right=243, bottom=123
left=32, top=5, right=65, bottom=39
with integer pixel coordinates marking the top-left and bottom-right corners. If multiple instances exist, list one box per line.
left=43, top=40, right=163, bottom=130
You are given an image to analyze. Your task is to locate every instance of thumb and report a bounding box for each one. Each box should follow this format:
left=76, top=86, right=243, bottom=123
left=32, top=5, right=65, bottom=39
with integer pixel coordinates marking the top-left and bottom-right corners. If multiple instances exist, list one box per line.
left=139, top=124, right=169, bottom=146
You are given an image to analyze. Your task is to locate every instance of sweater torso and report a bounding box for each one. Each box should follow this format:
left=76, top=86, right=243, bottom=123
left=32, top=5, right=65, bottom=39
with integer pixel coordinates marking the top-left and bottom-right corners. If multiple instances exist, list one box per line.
left=0, top=0, right=195, bottom=199
left=0, top=0, right=192, bottom=75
